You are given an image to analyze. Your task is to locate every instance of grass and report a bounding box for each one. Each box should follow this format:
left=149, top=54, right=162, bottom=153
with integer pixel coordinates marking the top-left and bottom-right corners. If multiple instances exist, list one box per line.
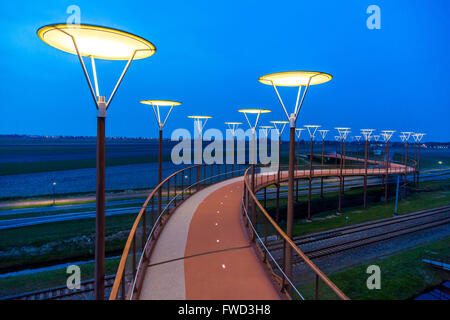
left=0, top=213, right=136, bottom=271
left=295, top=237, right=450, bottom=300
left=0, top=257, right=121, bottom=298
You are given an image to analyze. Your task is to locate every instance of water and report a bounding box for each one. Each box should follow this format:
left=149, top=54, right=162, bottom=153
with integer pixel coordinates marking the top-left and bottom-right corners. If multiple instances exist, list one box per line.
left=0, top=161, right=184, bottom=198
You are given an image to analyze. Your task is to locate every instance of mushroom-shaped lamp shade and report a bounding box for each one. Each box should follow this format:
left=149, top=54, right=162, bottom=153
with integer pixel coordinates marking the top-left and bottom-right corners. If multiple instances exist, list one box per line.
left=258, top=71, right=332, bottom=87
left=188, top=115, right=213, bottom=119
left=237, top=108, right=271, bottom=114
left=37, top=24, right=156, bottom=60
left=140, top=100, right=181, bottom=106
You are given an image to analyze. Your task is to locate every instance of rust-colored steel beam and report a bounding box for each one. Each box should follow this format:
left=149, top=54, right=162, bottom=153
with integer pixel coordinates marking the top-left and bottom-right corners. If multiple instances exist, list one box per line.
left=95, top=116, right=106, bottom=300
left=285, top=126, right=296, bottom=284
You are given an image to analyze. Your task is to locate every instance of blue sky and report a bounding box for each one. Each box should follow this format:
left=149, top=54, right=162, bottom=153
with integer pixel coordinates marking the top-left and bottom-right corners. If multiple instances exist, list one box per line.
left=0, top=0, right=449, bottom=141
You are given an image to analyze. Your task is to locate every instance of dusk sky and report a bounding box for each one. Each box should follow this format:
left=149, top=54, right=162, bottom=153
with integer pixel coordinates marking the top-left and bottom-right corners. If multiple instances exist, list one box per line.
left=0, top=0, right=449, bottom=141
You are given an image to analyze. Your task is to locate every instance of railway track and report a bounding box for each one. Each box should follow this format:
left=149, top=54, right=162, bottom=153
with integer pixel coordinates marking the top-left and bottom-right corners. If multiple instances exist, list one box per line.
left=265, top=206, right=450, bottom=264
left=3, top=274, right=116, bottom=300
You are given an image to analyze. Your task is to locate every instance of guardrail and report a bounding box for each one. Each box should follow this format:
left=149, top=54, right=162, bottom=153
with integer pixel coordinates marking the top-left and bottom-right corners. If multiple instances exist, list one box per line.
left=109, top=163, right=248, bottom=300
left=242, top=165, right=349, bottom=300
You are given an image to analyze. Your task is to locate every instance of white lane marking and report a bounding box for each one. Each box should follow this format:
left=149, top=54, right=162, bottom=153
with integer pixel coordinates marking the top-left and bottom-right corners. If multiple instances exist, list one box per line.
left=222, top=264, right=226, bottom=269
left=217, top=210, right=220, bottom=213
left=215, top=222, right=219, bottom=226
left=216, top=239, right=220, bottom=243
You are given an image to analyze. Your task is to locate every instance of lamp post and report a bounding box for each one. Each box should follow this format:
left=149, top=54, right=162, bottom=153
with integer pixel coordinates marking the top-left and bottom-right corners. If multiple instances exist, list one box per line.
left=238, top=109, right=271, bottom=233
left=334, top=136, right=340, bottom=165
left=354, top=136, right=361, bottom=160
left=238, top=109, right=271, bottom=187
left=52, top=182, right=56, bottom=205
left=401, top=132, right=413, bottom=198
left=381, top=130, right=395, bottom=204
left=413, top=133, right=425, bottom=186
left=318, top=129, right=329, bottom=198
left=399, top=134, right=406, bottom=165
left=295, top=128, right=305, bottom=168
left=259, top=71, right=332, bottom=285
left=270, top=121, right=288, bottom=222
left=361, top=129, right=374, bottom=209
left=225, top=122, right=242, bottom=176
left=38, top=23, right=155, bottom=300
left=188, top=115, right=212, bottom=190
left=304, top=125, right=321, bottom=221
left=259, top=126, right=273, bottom=138
left=141, top=100, right=181, bottom=216
left=373, top=135, right=380, bottom=163
left=335, top=128, right=350, bottom=213
left=295, top=128, right=305, bottom=202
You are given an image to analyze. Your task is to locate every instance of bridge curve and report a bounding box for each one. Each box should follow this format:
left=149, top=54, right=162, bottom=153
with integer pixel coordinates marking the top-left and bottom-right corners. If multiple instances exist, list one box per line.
left=110, top=155, right=414, bottom=300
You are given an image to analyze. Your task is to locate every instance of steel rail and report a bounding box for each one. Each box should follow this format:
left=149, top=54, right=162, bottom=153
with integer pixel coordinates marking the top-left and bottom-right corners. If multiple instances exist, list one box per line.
left=242, top=166, right=349, bottom=300
left=267, top=206, right=450, bottom=251
left=4, top=275, right=116, bottom=300
left=296, top=216, right=450, bottom=261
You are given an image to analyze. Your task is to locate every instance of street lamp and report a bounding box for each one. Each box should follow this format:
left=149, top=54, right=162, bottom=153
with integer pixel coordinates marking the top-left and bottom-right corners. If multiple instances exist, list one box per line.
left=52, top=182, right=56, bottom=205
left=399, top=133, right=406, bottom=164
left=401, top=131, right=413, bottom=198
left=225, top=122, right=243, bottom=175
left=259, top=71, right=332, bottom=283
left=295, top=128, right=305, bottom=170
left=354, top=136, right=362, bottom=160
left=381, top=130, right=395, bottom=204
left=259, top=126, right=273, bottom=138
left=334, top=135, right=340, bottom=165
left=188, top=115, right=212, bottom=190
left=238, top=108, right=271, bottom=234
left=361, top=129, right=374, bottom=209
left=270, top=120, right=289, bottom=222
left=318, top=129, right=329, bottom=198
left=304, top=125, right=321, bottom=221
left=141, top=100, right=181, bottom=216
left=413, top=133, right=425, bottom=185
left=294, top=128, right=305, bottom=202
left=37, top=23, right=156, bottom=300
left=335, top=127, right=351, bottom=213
left=270, top=120, right=289, bottom=171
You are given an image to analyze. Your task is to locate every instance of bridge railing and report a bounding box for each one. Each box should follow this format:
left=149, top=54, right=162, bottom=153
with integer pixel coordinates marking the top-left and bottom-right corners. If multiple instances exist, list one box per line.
left=109, top=163, right=248, bottom=300
left=242, top=165, right=349, bottom=300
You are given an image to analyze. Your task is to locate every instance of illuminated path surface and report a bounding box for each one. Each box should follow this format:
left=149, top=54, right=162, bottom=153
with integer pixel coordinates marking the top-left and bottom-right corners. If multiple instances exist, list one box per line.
left=139, top=177, right=282, bottom=300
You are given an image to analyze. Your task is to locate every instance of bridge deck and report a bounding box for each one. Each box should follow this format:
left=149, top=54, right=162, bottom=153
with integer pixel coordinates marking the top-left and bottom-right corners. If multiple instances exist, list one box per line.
left=139, top=177, right=282, bottom=300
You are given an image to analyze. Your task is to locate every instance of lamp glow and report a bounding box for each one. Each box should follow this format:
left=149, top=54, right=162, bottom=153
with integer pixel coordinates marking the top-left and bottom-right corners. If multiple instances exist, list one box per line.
left=258, top=71, right=332, bottom=87
left=37, top=24, right=156, bottom=60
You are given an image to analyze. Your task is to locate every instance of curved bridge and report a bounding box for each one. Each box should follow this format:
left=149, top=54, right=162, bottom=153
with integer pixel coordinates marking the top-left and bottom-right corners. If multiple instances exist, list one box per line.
left=110, top=155, right=415, bottom=300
